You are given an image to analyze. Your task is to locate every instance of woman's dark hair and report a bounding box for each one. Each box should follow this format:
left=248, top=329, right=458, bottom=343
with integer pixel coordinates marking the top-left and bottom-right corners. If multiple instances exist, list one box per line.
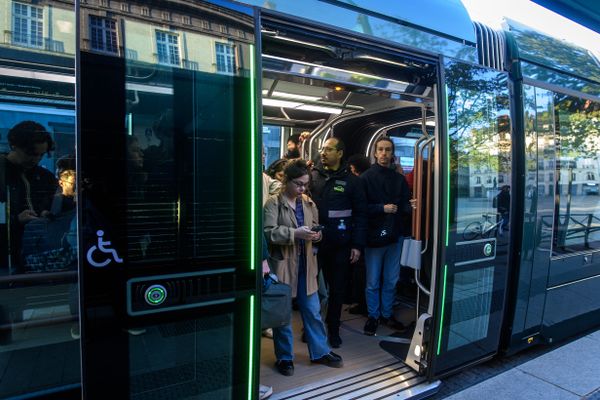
left=8, top=121, right=55, bottom=154
left=283, top=159, right=309, bottom=182
left=266, top=158, right=287, bottom=179
left=347, top=154, right=371, bottom=175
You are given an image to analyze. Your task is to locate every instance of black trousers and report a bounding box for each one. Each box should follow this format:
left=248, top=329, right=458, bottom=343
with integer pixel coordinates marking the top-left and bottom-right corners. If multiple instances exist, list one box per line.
left=318, top=245, right=351, bottom=331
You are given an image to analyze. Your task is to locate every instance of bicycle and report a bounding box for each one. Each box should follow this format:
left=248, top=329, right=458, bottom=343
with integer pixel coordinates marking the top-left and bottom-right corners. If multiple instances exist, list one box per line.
left=463, top=213, right=504, bottom=241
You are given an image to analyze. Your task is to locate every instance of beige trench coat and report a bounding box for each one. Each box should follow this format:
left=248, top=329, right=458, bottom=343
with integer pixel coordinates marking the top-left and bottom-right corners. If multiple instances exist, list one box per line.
left=263, top=193, right=320, bottom=297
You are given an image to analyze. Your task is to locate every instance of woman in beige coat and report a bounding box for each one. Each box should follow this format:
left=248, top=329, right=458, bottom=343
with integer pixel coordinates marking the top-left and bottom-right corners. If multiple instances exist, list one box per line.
left=264, top=159, right=343, bottom=376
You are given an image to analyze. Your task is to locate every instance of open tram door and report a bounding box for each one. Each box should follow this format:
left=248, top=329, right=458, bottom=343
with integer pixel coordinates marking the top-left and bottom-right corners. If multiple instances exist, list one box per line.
left=408, top=58, right=513, bottom=378
left=77, top=0, right=263, bottom=398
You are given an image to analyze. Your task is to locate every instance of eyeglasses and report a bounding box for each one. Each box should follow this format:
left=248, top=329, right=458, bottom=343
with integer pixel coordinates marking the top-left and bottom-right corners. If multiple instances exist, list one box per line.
left=291, top=180, right=309, bottom=188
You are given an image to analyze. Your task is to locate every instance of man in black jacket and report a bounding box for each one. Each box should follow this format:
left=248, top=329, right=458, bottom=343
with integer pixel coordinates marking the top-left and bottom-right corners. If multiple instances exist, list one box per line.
left=0, top=121, right=57, bottom=274
left=310, top=137, right=367, bottom=348
left=360, top=137, right=410, bottom=336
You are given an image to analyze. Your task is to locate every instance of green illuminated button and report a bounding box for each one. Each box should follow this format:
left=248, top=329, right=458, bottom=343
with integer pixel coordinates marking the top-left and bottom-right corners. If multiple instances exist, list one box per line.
left=483, top=243, right=493, bottom=257
left=145, top=284, right=167, bottom=306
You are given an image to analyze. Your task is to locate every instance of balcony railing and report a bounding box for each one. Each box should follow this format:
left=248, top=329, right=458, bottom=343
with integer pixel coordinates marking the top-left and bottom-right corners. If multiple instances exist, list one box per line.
left=9, top=33, right=65, bottom=53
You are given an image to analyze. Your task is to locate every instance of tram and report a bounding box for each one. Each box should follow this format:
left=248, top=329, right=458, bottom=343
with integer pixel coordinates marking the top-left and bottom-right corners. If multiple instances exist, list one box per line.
left=0, top=0, right=599, bottom=399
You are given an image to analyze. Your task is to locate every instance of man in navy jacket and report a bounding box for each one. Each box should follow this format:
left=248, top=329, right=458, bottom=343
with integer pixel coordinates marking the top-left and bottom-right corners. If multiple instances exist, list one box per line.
left=360, top=137, right=410, bottom=336
left=310, top=137, right=367, bottom=348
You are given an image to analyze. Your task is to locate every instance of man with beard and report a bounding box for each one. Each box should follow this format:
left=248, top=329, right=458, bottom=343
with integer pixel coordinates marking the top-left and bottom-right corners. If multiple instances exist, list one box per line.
left=310, top=137, right=367, bottom=348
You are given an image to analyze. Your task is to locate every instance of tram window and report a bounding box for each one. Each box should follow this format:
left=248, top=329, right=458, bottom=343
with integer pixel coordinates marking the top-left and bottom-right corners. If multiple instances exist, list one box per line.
left=263, top=125, right=282, bottom=168
left=447, top=65, right=511, bottom=242
left=110, top=1, right=256, bottom=270
left=0, top=115, right=78, bottom=399
left=553, top=95, right=600, bottom=254
left=390, top=136, right=416, bottom=173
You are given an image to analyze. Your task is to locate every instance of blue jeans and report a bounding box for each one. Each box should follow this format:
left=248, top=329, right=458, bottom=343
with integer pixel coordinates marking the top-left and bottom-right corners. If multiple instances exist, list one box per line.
left=273, top=263, right=330, bottom=361
left=365, top=239, right=403, bottom=319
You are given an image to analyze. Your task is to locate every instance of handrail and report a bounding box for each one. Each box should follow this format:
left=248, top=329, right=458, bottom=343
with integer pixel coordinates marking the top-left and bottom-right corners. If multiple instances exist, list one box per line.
left=411, top=135, right=428, bottom=239
left=413, top=106, right=433, bottom=299
left=420, top=137, right=435, bottom=255
left=415, top=269, right=430, bottom=296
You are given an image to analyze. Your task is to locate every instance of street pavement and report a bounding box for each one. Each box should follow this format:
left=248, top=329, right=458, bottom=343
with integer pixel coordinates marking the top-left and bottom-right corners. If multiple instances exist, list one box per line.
left=442, top=328, right=600, bottom=399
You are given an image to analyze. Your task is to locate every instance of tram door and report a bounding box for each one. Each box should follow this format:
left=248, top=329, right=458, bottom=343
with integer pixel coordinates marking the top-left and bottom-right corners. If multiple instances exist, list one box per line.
left=78, top=1, right=260, bottom=398
left=430, top=59, right=512, bottom=375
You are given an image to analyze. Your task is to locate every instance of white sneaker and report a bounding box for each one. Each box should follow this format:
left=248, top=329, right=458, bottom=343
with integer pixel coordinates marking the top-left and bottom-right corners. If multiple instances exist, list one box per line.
left=259, top=384, right=273, bottom=400
left=262, top=328, right=273, bottom=339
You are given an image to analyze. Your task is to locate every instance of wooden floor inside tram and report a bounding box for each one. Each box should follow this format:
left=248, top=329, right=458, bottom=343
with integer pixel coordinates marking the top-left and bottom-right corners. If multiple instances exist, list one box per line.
left=260, top=306, right=420, bottom=399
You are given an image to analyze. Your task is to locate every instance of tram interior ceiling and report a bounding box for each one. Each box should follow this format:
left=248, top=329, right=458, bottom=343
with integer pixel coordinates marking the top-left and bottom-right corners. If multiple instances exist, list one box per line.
left=260, top=27, right=438, bottom=160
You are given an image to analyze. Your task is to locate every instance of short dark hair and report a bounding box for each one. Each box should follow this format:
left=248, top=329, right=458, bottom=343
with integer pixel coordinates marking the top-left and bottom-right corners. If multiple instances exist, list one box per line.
left=331, top=137, right=345, bottom=153
left=287, top=134, right=300, bottom=146
left=283, top=159, right=309, bottom=181
left=347, top=154, right=371, bottom=175
left=7, top=121, right=54, bottom=154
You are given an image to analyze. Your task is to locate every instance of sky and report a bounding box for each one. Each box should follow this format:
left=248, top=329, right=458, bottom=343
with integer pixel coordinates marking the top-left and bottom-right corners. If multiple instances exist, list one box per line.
left=460, top=0, right=600, bottom=58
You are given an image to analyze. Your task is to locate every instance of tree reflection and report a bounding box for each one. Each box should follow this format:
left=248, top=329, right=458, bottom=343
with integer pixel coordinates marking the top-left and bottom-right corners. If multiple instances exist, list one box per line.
left=446, top=62, right=510, bottom=180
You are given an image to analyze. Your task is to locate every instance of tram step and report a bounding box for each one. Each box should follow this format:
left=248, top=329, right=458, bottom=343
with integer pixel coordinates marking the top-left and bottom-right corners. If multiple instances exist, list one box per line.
left=270, top=360, right=440, bottom=400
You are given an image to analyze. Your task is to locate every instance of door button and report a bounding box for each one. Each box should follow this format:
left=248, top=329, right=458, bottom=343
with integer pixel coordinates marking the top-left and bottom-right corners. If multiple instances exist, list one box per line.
left=145, top=284, right=167, bottom=306
left=483, top=243, right=493, bottom=257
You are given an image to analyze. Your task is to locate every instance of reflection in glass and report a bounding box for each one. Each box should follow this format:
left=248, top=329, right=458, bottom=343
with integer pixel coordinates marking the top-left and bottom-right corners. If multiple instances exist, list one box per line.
left=439, top=61, right=511, bottom=364
left=0, top=1, right=78, bottom=397
left=553, top=95, right=600, bottom=254
left=79, top=0, right=256, bottom=398
left=446, top=64, right=512, bottom=241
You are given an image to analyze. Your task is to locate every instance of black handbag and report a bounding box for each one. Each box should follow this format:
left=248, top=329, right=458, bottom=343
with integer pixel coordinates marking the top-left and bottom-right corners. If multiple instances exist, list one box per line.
left=367, top=213, right=397, bottom=247
left=261, top=274, right=292, bottom=329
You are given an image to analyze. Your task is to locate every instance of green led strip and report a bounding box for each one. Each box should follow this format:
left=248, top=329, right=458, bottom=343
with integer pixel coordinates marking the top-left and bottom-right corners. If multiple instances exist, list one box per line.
left=436, top=264, right=448, bottom=355
left=445, top=84, right=450, bottom=247
left=250, top=44, right=256, bottom=271
left=247, top=295, right=255, bottom=399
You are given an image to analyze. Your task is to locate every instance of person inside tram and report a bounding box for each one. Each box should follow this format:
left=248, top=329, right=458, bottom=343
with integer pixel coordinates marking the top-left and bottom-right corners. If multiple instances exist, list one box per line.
left=264, top=159, right=343, bottom=376
left=0, top=121, right=57, bottom=274
left=346, top=154, right=371, bottom=316
left=310, top=137, right=367, bottom=349
left=284, top=134, right=301, bottom=159
left=262, top=147, right=281, bottom=340
left=360, top=137, right=410, bottom=336
left=266, top=158, right=288, bottom=183
left=263, top=147, right=282, bottom=203
left=347, top=154, right=371, bottom=177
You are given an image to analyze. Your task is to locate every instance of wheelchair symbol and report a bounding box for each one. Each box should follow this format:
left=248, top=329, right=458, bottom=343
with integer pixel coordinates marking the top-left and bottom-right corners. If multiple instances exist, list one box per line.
left=87, top=230, right=123, bottom=268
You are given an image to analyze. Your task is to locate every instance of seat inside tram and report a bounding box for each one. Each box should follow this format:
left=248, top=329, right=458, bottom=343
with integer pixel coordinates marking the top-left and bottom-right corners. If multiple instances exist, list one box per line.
left=258, top=27, right=438, bottom=397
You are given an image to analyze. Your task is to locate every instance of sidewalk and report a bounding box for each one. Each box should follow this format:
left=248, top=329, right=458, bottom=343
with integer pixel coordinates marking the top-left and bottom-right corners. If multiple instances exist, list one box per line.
left=445, top=329, right=600, bottom=400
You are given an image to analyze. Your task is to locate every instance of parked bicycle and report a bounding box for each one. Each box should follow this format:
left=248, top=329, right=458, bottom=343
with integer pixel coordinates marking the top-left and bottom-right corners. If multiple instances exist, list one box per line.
left=463, top=213, right=504, bottom=240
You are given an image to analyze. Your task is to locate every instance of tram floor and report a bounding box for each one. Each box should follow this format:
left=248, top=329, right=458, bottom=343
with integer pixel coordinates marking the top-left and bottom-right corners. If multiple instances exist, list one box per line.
left=260, top=306, right=418, bottom=398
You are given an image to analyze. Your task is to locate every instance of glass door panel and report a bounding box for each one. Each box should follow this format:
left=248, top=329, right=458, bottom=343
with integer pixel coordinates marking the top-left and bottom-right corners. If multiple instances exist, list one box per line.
left=433, top=60, right=511, bottom=374
left=78, top=1, right=259, bottom=398
left=0, top=1, right=79, bottom=398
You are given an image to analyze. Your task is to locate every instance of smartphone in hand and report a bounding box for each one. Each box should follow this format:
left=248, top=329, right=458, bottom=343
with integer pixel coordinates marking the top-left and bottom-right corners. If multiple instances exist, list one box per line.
left=311, top=225, right=325, bottom=232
